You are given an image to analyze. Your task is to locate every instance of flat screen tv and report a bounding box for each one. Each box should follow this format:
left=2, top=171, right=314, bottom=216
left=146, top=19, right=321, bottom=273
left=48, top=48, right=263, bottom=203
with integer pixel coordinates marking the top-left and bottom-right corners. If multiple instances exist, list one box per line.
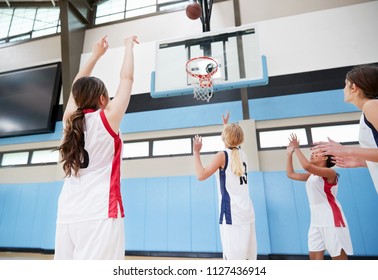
left=0, top=62, right=62, bottom=138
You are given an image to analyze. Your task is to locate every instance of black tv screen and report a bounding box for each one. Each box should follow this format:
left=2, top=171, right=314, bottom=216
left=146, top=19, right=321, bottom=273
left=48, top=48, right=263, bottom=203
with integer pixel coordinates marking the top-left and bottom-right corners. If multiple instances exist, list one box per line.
left=0, top=62, right=62, bottom=138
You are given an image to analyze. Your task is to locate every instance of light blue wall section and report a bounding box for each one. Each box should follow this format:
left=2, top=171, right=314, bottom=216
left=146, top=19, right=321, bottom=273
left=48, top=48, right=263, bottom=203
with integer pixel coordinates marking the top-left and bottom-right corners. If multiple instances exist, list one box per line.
left=120, top=101, right=243, bottom=133
left=0, top=182, right=61, bottom=250
left=249, top=90, right=358, bottom=120
left=0, top=89, right=360, bottom=146
left=1, top=169, right=377, bottom=257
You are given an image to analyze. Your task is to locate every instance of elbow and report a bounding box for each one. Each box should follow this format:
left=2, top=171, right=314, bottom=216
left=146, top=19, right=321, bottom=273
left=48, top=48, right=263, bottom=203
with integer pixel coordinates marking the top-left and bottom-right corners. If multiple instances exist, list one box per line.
left=197, top=174, right=206, bottom=181
left=286, top=172, right=294, bottom=180
left=121, top=75, right=134, bottom=83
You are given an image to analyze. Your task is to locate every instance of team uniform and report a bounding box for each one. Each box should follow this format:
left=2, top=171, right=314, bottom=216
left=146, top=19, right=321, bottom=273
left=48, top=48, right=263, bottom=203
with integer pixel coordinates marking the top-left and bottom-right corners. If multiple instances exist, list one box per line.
left=359, top=113, right=378, bottom=193
left=55, top=109, right=125, bottom=260
left=305, top=174, right=353, bottom=257
left=216, top=148, right=256, bottom=260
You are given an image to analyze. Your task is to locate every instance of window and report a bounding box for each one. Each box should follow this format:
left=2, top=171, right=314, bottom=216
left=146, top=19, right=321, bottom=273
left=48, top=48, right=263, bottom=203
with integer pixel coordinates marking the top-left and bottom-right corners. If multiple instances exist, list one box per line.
left=31, top=149, right=59, bottom=164
left=311, top=124, right=359, bottom=143
left=257, top=121, right=359, bottom=150
left=153, top=138, right=191, bottom=156
left=0, top=7, right=60, bottom=45
left=259, top=128, right=308, bottom=149
left=0, top=148, right=59, bottom=167
left=1, top=151, right=29, bottom=166
left=95, top=0, right=188, bottom=24
left=200, top=135, right=224, bottom=153
left=123, top=141, right=149, bottom=158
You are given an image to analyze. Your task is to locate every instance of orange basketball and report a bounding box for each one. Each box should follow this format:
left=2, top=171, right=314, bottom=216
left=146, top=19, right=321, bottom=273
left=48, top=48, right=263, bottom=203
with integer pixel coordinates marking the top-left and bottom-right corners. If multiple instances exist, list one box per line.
left=186, top=2, right=202, bottom=20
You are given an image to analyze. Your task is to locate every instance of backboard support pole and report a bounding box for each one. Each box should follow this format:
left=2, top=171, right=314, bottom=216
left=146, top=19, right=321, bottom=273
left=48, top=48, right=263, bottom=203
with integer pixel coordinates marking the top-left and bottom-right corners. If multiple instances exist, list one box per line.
left=232, top=0, right=250, bottom=120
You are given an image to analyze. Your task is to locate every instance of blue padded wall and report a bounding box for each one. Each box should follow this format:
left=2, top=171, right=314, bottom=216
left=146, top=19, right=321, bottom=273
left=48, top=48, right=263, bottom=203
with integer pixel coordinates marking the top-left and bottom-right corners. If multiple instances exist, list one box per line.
left=1, top=169, right=376, bottom=257
left=0, top=182, right=61, bottom=250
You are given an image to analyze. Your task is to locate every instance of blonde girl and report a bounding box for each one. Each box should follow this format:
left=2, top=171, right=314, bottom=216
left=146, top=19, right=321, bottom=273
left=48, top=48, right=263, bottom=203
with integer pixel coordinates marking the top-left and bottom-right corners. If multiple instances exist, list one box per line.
left=193, top=115, right=256, bottom=260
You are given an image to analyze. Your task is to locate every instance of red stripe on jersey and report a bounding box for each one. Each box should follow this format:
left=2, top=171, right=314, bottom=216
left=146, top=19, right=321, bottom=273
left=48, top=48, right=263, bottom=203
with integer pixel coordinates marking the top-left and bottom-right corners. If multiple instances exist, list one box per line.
left=323, top=178, right=345, bottom=227
left=100, top=110, right=125, bottom=218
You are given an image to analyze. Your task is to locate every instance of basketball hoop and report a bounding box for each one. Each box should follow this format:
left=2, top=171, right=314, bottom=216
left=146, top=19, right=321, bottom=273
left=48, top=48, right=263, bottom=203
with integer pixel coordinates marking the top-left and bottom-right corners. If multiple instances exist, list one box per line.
left=186, top=56, right=218, bottom=102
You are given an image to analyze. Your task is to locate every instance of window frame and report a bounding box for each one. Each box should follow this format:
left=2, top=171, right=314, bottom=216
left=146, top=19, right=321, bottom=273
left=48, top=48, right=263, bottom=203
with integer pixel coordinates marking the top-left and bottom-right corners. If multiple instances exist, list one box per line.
left=256, top=120, right=360, bottom=151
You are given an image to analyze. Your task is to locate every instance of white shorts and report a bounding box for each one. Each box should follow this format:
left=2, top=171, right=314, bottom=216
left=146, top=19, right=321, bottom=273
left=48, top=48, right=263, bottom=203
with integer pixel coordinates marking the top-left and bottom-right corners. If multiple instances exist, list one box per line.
left=220, top=222, right=257, bottom=260
left=54, top=218, right=125, bottom=260
left=308, top=226, right=353, bottom=257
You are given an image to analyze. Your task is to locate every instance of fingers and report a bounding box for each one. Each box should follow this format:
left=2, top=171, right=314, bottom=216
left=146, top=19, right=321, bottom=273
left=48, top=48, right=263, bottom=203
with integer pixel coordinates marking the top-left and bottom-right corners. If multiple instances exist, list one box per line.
left=222, top=112, right=230, bottom=125
left=125, top=35, right=139, bottom=46
left=102, top=36, right=109, bottom=50
left=132, top=35, right=139, bottom=44
left=193, top=135, right=202, bottom=143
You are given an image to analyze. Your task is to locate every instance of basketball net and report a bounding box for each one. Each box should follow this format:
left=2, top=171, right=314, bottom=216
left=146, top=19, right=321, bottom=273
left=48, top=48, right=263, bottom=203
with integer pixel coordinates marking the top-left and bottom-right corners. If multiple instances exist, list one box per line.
left=186, top=57, right=218, bottom=102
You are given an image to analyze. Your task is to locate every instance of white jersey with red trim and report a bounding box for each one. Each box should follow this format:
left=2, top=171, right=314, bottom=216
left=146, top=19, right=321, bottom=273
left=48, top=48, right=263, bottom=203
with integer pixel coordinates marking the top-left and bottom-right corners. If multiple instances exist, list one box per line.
left=359, top=113, right=378, bottom=193
left=57, top=109, right=124, bottom=224
left=216, top=148, right=255, bottom=225
left=306, top=174, right=347, bottom=227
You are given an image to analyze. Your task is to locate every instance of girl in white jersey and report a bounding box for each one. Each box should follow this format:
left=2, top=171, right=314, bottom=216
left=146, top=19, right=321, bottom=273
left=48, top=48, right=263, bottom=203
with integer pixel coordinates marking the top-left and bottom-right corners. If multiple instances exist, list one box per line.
left=193, top=114, right=256, bottom=260
left=312, top=65, right=378, bottom=193
left=287, top=133, right=353, bottom=260
left=54, top=35, right=139, bottom=259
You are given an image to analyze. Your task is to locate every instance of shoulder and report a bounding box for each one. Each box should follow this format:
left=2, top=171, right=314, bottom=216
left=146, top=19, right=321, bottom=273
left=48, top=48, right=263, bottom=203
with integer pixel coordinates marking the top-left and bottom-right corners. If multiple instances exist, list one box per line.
left=215, top=151, right=226, bottom=169
left=363, top=100, right=378, bottom=128
left=363, top=99, right=378, bottom=114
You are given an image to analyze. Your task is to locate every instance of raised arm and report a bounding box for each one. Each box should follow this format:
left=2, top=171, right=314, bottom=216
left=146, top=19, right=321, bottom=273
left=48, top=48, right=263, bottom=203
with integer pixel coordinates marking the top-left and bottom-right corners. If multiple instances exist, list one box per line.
left=104, top=36, right=139, bottom=133
left=312, top=100, right=378, bottom=165
left=286, top=137, right=310, bottom=182
left=290, top=134, right=336, bottom=183
left=63, top=36, right=109, bottom=123
left=193, top=135, right=225, bottom=181
left=312, top=137, right=378, bottom=165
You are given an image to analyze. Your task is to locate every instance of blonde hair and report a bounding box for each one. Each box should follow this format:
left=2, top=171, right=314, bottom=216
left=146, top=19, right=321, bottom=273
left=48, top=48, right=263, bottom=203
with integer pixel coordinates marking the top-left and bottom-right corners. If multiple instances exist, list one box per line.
left=221, top=123, right=244, bottom=176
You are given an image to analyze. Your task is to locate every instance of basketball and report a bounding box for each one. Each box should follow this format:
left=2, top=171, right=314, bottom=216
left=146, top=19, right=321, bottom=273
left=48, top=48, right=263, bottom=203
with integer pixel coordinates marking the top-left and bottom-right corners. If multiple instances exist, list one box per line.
left=186, top=2, right=202, bottom=20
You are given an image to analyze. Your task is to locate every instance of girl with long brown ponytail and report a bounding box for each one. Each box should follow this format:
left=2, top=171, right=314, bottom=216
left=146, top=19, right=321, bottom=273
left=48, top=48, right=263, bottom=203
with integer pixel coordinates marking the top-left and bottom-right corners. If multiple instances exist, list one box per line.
left=54, top=35, right=139, bottom=260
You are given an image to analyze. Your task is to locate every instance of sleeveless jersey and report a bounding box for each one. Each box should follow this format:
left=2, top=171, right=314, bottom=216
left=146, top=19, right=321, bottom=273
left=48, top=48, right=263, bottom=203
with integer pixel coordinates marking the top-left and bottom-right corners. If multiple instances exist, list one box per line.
left=306, top=174, right=347, bottom=227
left=359, top=113, right=378, bottom=193
left=57, top=109, right=124, bottom=224
left=216, top=148, right=255, bottom=225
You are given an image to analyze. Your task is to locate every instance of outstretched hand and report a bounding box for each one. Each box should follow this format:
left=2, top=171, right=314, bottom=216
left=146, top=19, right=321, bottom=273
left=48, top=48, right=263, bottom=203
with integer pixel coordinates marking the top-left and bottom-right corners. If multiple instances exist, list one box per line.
left=287, top=133, right=299, bottom=154
left=93, top=35, right=109, bottom=58
left=311, top=137, right=346, bottom=157
left=331, top=155, right=366, bottom=168
left=222, top=112, right=230, bottom=125
left=193, top=135, right=203, bottom=154
left=124, top=35, right=139, bottom=47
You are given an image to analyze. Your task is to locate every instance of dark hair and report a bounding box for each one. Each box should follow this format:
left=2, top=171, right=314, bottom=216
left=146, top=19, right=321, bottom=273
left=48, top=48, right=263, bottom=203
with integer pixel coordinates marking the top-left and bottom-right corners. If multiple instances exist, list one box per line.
left=346, top=65, right=378, bottom=99
left=58, top=77, right=108, bottom=177
left=325, top=155, right=335, bottom=168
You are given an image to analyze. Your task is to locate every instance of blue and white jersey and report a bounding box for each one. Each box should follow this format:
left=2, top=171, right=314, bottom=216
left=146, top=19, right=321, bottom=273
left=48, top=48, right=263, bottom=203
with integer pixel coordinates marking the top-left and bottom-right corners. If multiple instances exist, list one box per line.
left=216, top=148, right=255, bottom=225
left=359, top=113, right=378, bottom=193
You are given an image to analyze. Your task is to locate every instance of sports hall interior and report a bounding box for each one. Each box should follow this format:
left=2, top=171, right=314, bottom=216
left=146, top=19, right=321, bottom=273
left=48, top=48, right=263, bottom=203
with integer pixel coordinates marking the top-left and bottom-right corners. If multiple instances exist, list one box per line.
left=0, top=0, right=377, bottom=260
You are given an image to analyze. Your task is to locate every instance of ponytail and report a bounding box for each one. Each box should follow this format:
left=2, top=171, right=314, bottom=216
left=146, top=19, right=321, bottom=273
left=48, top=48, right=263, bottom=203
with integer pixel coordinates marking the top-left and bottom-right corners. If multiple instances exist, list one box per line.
left=58, top=109, right=87, bottom=177
left=229, top=147, right=243, bottom=177
left=222, top=123, right=245, bottom=177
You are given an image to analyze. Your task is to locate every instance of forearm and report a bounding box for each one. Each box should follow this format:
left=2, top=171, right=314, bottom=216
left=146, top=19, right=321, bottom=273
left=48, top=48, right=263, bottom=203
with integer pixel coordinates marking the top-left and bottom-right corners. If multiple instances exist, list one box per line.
left=286, top=153, right=295, bottom=177
left=347, top=146, right=378, bottom=163
left=193, top=152, right=206, bottom=180
left=294, top=148, right=311, bottom=171
left=75, top=53, right=102, bottom=81
left=119, top=44, right=134, bottom=82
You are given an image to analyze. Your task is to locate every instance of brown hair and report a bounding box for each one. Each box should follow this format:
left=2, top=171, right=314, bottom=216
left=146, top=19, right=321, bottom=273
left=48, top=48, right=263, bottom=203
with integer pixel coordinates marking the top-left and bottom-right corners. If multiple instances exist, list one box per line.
left=221, top=123, right=245, bottom=176
left=346, top=64, right=378, bottom=99
left=58, top=76, right=108, bottom=177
